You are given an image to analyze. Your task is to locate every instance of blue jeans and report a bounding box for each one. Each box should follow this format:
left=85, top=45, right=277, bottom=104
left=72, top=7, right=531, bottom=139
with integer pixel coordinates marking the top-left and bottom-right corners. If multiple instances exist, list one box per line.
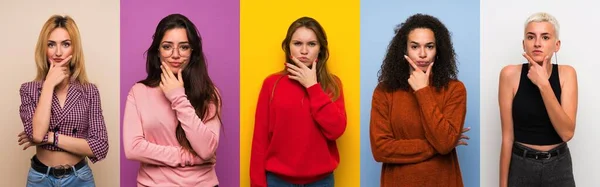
left=26, top=165, right=95, bottom=187
left=267, top=172, right=334, bottom=187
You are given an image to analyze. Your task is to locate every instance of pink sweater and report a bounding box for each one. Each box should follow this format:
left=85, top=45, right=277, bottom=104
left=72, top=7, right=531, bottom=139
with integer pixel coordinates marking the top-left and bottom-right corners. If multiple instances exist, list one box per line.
left=123, top=83, right=220, bottom=187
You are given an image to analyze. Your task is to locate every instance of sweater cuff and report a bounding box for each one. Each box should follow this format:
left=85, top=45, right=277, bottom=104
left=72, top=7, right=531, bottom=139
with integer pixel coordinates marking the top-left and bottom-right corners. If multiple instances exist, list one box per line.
left=306, top=83, right=323, bottom=96
left=165, top=87, right=186, bottom=102
left=414, top=86, right=434, bottom=103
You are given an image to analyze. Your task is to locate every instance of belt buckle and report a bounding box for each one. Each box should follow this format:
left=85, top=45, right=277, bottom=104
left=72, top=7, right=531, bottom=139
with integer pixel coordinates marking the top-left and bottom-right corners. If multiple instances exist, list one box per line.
left=51, top=165, right=71, bottom=178
left=536, top=152, right=551, bottom=160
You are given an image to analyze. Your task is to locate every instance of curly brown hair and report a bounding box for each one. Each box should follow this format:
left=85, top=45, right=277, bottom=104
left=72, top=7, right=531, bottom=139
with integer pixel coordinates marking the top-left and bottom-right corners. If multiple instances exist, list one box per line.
left=378, top=14, right=458, bottom=91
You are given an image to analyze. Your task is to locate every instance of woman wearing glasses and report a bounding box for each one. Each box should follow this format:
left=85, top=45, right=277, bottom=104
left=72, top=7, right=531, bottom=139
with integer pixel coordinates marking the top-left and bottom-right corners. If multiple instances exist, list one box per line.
left=122, top=14, right=222, bottom=187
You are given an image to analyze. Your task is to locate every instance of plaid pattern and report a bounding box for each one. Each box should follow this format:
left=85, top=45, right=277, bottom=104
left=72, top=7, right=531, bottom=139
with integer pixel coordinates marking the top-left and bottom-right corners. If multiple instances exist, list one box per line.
left=19, top=81, right=109, bottom=163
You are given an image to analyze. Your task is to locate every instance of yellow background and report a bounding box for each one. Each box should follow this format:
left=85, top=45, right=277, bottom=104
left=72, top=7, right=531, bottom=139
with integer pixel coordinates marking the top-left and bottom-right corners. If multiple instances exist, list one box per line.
left=240, top=0, right=361, bottom=186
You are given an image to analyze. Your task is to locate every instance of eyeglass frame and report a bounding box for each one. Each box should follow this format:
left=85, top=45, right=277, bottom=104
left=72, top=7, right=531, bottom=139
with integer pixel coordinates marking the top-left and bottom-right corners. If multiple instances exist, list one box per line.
left=159, top=42, right=193, bottom=57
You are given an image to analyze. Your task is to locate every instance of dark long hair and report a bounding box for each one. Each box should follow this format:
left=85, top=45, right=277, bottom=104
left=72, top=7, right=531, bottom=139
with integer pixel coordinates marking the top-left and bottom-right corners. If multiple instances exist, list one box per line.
left=281, top=17, right=341, bottom=100
left=139, top=14, right=221, bottom=155
left=378, top=14, right=458, bottom=91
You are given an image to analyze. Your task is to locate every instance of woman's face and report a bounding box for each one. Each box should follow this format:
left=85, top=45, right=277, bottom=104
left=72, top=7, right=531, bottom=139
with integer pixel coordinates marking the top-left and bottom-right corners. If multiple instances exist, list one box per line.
left=159, top=28, right=192, bottom=74
left=46, top=28, right=73, bottom=66
left=406, top=28, right=437, bottom=72
left=523, top=21, right=560, bottom=64
left=289, top=27, right=320, bottom=67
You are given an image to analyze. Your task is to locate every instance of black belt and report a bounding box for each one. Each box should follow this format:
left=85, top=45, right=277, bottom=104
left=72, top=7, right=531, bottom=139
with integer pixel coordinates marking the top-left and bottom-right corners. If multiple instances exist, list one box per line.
left=30, top=156, right=87, bottom=178
left=512, top=143, right=567, bottom=160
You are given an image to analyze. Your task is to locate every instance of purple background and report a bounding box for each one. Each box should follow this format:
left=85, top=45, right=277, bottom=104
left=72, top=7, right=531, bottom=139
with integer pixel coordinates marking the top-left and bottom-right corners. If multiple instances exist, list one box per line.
left=120, top=1, right=240, bottom=186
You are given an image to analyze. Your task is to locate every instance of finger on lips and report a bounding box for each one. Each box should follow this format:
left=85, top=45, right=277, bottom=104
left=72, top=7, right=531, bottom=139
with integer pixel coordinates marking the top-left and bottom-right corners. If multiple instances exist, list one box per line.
left=58, top=55, right=72, bottom=66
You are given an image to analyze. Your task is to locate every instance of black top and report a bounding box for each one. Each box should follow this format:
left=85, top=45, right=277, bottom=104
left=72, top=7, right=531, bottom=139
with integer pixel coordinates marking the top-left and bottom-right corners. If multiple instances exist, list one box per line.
left=512, top=63, right=563, bottom=145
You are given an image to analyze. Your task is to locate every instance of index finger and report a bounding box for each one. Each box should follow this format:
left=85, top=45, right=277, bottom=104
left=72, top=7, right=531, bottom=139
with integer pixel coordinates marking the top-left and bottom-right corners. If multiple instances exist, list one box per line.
left=425, top=62, right=434, bottom=76
left=161, top=61, right=175, bottom=78
left=522, top=53, right=537, bottom=66
left=47, top=58, right=56, bottom=69
left=56, top=55, right=73, bottom=67
left=404, top=55, right=419, bottom=71
left=462, top=127, right=471, bottom=133
left=542, top=55, right=551, bottom=69
left=290, top=55, right=308, bottom=69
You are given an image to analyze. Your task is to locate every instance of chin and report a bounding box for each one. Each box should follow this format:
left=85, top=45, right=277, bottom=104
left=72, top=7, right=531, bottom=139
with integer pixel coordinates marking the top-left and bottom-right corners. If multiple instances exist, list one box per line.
left=532, top=57, right=545, bottom=63
left=170, top=68, right=181, bottom=74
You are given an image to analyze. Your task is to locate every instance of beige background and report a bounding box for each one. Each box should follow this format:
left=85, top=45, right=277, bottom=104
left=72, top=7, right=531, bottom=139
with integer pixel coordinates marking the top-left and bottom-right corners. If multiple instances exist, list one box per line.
left=0, top=1, right=120, bottom=186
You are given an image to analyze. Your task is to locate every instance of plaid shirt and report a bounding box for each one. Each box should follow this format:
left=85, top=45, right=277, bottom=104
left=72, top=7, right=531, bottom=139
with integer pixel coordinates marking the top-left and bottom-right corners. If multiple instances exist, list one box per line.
left=19, top=81, right=109, bottom=163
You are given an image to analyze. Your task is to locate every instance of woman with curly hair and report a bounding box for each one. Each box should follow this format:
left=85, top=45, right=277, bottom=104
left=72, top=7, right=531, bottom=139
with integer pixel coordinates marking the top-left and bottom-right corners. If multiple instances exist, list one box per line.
left=369, top=14, right=469, bottom=187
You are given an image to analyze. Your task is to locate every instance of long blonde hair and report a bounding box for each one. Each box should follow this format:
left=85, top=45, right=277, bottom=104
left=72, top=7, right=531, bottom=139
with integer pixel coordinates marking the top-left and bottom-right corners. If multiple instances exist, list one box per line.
left=34, top=15, right=88, bottom=84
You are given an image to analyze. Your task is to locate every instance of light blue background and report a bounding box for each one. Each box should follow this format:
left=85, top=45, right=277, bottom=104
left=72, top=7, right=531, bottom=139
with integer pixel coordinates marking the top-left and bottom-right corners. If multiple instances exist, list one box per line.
left=360, top=0, right=480, bottom=186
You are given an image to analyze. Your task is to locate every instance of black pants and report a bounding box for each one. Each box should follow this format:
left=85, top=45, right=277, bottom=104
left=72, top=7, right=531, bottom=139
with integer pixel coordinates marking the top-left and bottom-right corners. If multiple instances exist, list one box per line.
left=508, top=142, right=575, bottom=187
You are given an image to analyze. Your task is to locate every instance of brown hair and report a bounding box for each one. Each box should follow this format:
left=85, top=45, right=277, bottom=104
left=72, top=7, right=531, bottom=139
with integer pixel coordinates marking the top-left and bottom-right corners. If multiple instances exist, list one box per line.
left=281, top=17, right=340, bottom=100
left=139, top=14, right=222, bottom=155
left=34, top=15, right=88, bottom=84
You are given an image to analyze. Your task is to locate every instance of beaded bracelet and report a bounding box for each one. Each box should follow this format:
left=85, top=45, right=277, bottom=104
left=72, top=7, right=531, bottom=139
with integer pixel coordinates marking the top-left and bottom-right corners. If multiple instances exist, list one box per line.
left=53, top=131, right=59, bottom=146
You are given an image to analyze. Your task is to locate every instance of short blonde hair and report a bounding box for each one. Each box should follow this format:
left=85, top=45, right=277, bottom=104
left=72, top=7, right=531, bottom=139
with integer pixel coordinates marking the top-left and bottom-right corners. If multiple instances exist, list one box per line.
left=524, top=12, right=560, bottom=39
left=34, top=15, right=88, bottom=84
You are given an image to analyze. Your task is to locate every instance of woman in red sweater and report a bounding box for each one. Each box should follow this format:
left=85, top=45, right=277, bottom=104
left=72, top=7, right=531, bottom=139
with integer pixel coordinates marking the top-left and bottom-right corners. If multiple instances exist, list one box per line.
left=250, top=16, right=347, bottom=187
left=370, top=14, right=469, bottom=187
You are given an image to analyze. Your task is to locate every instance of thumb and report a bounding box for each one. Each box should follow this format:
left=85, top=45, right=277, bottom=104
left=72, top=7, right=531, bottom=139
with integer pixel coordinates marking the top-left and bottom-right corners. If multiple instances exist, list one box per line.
left=311, top=60, right=317, bottom=71
left=426, top=62, right=434, bottom=76
left=178, top=69, right=183, bottom=82
left=57, top=55, right=73, bottom=67
left=48, top=59, right=55, bottom=70
left=543, top=55, right=551, bottom=68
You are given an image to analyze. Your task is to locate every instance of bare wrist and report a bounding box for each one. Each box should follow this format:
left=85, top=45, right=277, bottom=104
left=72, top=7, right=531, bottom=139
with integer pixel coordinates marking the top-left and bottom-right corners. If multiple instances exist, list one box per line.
left=537, top=81, right=551, bottom=91
left=42, top=81, right=56, bottom=89
left=47, top=132, right=55, bottom=145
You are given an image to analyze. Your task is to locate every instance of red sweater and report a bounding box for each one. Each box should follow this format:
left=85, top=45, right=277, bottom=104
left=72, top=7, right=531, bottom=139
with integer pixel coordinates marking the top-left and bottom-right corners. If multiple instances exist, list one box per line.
left=250, top=73, right=347, bottom=186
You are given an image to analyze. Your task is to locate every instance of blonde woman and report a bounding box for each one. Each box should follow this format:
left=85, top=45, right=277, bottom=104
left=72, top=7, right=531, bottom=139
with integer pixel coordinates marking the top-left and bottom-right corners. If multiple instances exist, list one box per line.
left=499, top=12, right=577, bottom=187
left=17, top=15, right=109, bottom=187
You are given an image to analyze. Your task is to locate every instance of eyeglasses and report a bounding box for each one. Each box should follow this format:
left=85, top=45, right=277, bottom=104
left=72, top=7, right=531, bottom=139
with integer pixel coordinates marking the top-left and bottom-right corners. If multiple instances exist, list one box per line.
left=159, top=43, right=192, bottom=57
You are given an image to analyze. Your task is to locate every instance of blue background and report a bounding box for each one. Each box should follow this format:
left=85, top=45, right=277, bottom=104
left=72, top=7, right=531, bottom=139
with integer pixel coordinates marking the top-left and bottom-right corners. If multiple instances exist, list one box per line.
left=359, top=0, right=480, bottom=186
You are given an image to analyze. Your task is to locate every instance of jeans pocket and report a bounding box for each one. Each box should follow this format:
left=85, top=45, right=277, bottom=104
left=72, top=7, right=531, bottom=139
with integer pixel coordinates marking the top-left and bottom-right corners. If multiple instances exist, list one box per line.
left=75, top=165, right=95, bottom=182
left=26, top=168, right=47, bottom=184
